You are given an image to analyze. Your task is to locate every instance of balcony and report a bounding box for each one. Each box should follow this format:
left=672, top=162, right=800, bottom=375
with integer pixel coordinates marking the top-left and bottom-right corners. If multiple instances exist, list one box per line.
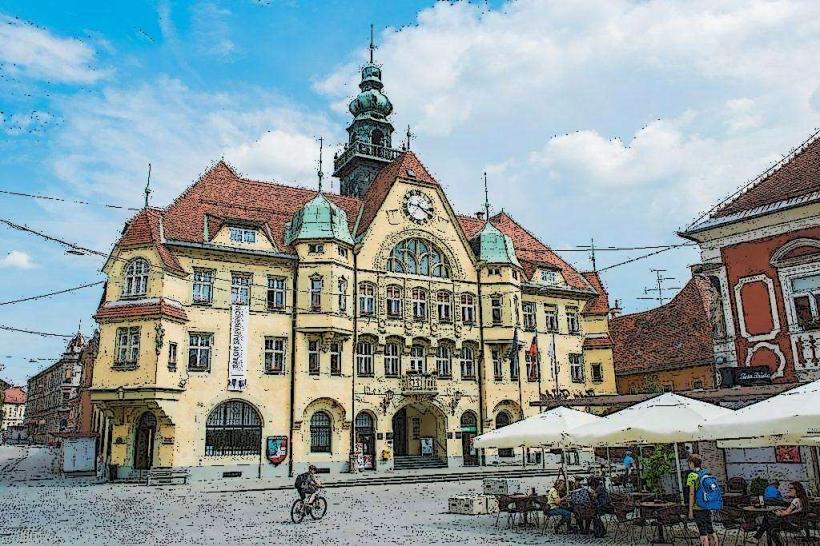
left=399, top=373, right=438, bottom=396
left=333, top=141, right=403, bottom=174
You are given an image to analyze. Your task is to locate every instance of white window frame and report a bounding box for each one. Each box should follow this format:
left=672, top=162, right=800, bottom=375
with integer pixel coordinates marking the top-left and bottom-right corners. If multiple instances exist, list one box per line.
left=492, top=347, right=503, bottom=380
left=114, top=326, right=140, bottom=367
left=411, top=287, right=427, bottom=320
left=330, top=342, right=342, bottom=376
left=122, top=258, right=149, bottom=298
left=188, top=333, right=213, bottom=372
left=356, top=340, right=374, bottom=376
left=409, top=345, right=426, bottom=374
left=566, top=306, right=581, bottom=334
left=384, top=342, right=401, bottom=377
left=540, top=270, right=556, bottom=284
left=358, top=282, right=375, bottom=316
left=544, top=306, right=559, bottom=332
left=310, top=277, right=322, bottom=311
left=386, top=285, right=403, bottom=318
left=308, top=243, right=324, bottom=254
left=267, top=276, right=286, bottom=310
left=192, top=269, right=214, bottom=304
left=436, top=345, right=452, bottom=378
left=308, top=340, right=320, bottom=375
left=490, top=296, right=502, bottom=325
left=569, top=353, right=584, bottom=383
left=437, top=291, right=452, bottom=323
left=264, top=337, right=286, bottom=374
left=338, top=278, right=348, bottom=314
left=231, top=273, right=251, bottom=305
left=229, top=227, right=256, bottom=243
left=522, top=302, right=535, bottom=330
left=460, top=293, right=475, bottom=324
left=460, top=346, right=476, bottom=379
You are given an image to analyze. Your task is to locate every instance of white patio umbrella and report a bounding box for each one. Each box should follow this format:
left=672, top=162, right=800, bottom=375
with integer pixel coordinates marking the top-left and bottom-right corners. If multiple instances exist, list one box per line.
left=570, top=392, right=735, bottom=500
left=473, top=406, right=602, bottom=483
left=699, top=380, right=820, bottom=444
left=473, top=406, right=601, bottom=449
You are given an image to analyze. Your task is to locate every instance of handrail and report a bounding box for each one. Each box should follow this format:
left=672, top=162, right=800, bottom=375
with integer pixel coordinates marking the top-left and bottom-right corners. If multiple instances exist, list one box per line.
left=334, top=141, right=402, bottom=172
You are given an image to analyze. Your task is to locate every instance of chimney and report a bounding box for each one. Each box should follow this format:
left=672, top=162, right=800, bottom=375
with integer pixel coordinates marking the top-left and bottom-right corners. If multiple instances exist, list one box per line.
left=475, top=211, right=485, bottom=220
left=609, top=299, right=623, bottom=319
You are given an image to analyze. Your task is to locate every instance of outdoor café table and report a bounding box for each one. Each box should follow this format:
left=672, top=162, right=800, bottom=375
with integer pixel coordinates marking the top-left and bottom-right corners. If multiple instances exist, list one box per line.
left=637, top=501, right=678, bottom=544
left=741, top=506, right=778, bottom=513
left=507, top=493, right=538, bottom=527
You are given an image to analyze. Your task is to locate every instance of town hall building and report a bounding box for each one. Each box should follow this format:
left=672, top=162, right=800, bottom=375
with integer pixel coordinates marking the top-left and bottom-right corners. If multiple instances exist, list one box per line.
left=89, top=48, right=616, bottom=480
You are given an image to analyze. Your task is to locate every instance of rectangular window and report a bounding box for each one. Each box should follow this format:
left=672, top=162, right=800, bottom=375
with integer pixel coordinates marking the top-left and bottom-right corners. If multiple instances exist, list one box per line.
left=410, top=345, right=425, bottom=374
left=308, top=243, right=324, bottom=254
left=436, top=346, right=451, bottom=378
left=491, top=296, right=502, bottom=325
left=356, top=341, right=374, bottom=376
left=510, top=351, right=519, bottom=381
left=412, top=417, right=421, bottom=440
left=114, top=326, right=140, bottom=368
left=526, top=352, right=539, bottom=382
left=492, top=347, right=503, bottom=381
left=310, top=277, right=322, bottom=311
left=338, top=278, right=348, bottom=313
left=460, top=294, right=475, bottom=324
left=168, top=342, right=177, bottom=371
left=544, top=306, right=559, bottom=332
left=386, top=286, right=402, bottom=318
left=330, top=342, right=341, bottom=376
left=337, top=246, right=348, bottom=258
left=437, top=292, right=452, bottom=323
left=540, top=270, right=556, bottom=284
left=523, top=302, right=535, bottom=330
left=488, top=267, right=501, bottom=276
left=192, top=269, right=214, bottom=304
left=358, top=282, right=375, bottom=315
left=567, top=306, right=580, bottom=334
left=569, top=353, right=584, bottom=383
left=264, top=337, right=286, bottom=375
left=229, top=227, right=256, bottom=243
left=412, top=288, right=427, bottom=321
left=231, top=274, right=251, bottom=305
left=188, top=333, right=213, bottom=372
left=384, top=343, right=400, bottom=377
left=308, top=340, right=320, bottom=376
left=460, top=346, right=475, bottom=379
left=591, top=362, right=603, bottom=383
left=267, top=277, right=286, bottom=310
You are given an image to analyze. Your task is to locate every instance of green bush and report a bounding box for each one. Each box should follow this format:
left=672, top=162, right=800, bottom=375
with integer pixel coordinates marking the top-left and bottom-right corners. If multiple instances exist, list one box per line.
left=749, top=476, right=768, bottom=497
left=641, top=445, right=674, bottom=496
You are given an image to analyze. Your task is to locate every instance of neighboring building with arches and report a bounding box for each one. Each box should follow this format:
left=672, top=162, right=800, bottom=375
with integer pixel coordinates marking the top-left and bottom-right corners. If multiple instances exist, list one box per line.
left=88, top=44, right=616, bottom=480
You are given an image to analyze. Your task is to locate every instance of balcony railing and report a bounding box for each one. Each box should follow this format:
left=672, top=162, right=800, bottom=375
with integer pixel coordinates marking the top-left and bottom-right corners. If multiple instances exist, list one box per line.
left=791, top=330, right=820, bottom=369
left=399, top=373, right=438, bottom=396
left=334, top=141, right=402, bottom=173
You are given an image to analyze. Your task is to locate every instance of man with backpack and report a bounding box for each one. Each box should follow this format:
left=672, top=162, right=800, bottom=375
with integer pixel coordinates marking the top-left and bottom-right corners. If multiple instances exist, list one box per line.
left=686, top=453, right=722, bottom=546
left=294, top=465, right=323, bottom=507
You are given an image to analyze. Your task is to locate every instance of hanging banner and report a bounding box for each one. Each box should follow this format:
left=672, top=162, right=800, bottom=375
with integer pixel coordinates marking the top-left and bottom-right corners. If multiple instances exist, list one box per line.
left=228, top=304, right=249, bottom=391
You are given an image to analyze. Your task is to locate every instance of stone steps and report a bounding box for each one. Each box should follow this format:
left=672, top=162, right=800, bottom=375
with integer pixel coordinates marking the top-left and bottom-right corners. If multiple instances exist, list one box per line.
left=393, top=455, right=448, bottom=470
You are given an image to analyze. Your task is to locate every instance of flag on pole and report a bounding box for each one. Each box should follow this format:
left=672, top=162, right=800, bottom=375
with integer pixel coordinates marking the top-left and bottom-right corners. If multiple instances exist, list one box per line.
left=527, top=335, right=539, bottom=382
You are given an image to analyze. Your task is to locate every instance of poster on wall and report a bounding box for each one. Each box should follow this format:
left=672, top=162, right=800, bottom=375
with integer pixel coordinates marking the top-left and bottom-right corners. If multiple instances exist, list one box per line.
left=420, top=437, right=433, bottom=456
left=228, top=304, right=249, bottom=391
left=266, top=436, right=288, bottom=465
left=775, top=445, right=801, bottom=463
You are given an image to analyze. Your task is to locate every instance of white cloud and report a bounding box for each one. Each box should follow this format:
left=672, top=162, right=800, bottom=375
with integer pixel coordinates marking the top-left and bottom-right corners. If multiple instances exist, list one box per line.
left=0, top=14, right=107, bottom=84
left=1, top=111, right=55, bottom=136
left=190, top=2, right=237, bottom=60
left=0, top=250, right=35, bottom=269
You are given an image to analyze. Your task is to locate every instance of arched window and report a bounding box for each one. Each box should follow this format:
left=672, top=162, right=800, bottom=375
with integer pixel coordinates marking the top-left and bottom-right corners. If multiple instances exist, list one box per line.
left=460, top=345, right=476, bottom=379
left=386, top=238, right=450, bottom=278
left=356, top=340, right=374, bottom=376
left=495, top=411, right=513, bottom=457
left=386, top=285, right=403, bottom=318
left=123, top=258, right=149, bottom=297
left=205, top=400, right=262, bottom=456
left=461, top=411, right=477, bottom=429
left=310, top=411, right=332, bottom=453
left=371, top=129, right=384, bottom=147
left=460, top=293, right=475, bottom=324
left=358, top=282, right=376, bottom=316
left=410, top=344, right=426, bottom=374
left=355, top=411, right=374, bottom=431
left=384, top=341, right=401, bottom=377
left=437, top=291, right=452, bottom=322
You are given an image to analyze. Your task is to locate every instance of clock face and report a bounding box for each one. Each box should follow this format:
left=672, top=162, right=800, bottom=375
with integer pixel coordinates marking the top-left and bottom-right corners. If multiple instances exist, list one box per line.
left=404, top=190, right=434, bottom=224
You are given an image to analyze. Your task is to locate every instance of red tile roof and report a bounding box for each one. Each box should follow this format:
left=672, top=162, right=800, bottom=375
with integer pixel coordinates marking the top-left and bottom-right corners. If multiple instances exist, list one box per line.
left=162, top=161, right=361, bottom=252
left=356, top=151, right=438, bottom=236
left=583, top=336, right=613, bottom=350
left=3, top=386, right=26, bottom=405
left=610, top=276, right=715, bottom=375
left=119, top=208, right=184, bottom=274
left=94, top=298, right=188, bottom=323
left=711, top=133, right=820, bottom=219
left=581, top=271, right=610, bottom=315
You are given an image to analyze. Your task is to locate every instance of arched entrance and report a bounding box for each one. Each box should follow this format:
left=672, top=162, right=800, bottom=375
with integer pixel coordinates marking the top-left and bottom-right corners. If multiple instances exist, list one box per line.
left=391, top=402, right=448, bottom=469
left=133, top=412, right=157, bottom=470
left=354, top=412, right=376, bottom=470
left=460, top=411, right=479, bottom=466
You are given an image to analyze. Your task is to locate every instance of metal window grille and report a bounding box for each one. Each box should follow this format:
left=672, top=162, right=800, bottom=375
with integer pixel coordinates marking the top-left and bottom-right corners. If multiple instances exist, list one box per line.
left=310, top=412, right=331, bottom=453
left=205, top=400, right=262, bottom=456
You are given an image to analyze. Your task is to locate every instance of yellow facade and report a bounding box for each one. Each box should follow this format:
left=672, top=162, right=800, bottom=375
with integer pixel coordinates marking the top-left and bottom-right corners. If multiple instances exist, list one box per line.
left=89, top=164, right=616, bottom=480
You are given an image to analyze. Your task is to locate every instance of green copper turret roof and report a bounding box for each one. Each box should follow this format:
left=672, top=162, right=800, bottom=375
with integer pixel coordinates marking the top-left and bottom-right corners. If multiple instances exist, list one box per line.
left=284, top=192, right=354, bottom=245
left=349, top=62, right=393, bottom=120
left=470, top=221, right=521, bottom=267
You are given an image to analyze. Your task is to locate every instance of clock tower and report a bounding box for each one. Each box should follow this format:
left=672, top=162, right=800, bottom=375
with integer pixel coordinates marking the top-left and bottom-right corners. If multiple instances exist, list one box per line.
left=333, top=28, right=401, bottom=197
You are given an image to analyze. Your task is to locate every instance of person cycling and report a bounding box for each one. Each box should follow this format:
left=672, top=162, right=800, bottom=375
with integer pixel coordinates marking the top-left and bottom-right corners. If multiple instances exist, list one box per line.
left=295, top=465, right=323, bottom=508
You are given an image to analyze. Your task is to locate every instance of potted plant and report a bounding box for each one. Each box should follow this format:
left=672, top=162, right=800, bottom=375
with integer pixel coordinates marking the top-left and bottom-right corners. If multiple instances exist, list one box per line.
left=642, top=445, right=674, bottom=499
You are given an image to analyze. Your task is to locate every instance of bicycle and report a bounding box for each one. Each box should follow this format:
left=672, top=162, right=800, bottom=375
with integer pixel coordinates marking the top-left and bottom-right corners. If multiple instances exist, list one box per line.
left=291, top=488, right=328, bottom=523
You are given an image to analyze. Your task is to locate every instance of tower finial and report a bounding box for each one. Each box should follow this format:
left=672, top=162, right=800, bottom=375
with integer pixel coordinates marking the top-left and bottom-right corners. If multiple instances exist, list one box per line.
left=483, top=171, right=490, bottom=221
left=405, top=125, right=413, bottom=150
left=144, top=163, right=152, bottom=208
left=369, top=24, right=375, bottom=63
left=317, top=137, right=324, bottom=192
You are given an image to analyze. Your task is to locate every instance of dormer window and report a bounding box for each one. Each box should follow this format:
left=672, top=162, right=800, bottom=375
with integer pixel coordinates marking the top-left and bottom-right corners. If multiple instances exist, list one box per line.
left=308, top=243, right=324, bottom=254
left=122, top=258, right=149, bottom=298
left=488, top=267, right=501, bottom=276
left=540, top=270, right=557, bottom=284
left=406, top=168, right=416, bottom=178
left=229, top=227, right=256, bottom=243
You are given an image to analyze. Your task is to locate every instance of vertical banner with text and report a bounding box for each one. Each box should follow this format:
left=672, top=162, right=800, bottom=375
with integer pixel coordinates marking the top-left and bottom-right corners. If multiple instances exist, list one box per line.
left=228, top=304, right=249, bottom=391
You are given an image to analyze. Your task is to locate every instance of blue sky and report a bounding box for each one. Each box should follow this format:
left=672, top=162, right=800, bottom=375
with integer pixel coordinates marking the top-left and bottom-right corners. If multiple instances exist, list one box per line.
left=1, top=0, right=820, bottom=386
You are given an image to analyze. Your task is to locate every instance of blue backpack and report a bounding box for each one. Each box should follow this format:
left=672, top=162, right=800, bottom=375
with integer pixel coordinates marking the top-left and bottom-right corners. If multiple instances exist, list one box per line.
left=694, top=470, right=724, bottom=510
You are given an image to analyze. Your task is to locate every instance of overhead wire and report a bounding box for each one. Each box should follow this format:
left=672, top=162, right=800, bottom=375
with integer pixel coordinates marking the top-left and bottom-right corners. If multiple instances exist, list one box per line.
left=0, top=189, right=140, bottom=211
left=0, top=281, right=104, bottom=306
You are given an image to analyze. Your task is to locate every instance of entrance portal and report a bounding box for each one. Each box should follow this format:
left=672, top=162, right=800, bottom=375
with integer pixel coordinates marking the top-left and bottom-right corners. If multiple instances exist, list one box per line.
left=133, top=412, right=157, bottom=470
left=391, top=408, right=407, bottom=456
left=460, top=411, right=479, bottom=466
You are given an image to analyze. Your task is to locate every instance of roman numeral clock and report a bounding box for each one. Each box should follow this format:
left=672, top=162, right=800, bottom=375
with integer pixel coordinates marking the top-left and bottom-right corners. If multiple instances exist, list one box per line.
left=403, top=190, right=434, bottom=224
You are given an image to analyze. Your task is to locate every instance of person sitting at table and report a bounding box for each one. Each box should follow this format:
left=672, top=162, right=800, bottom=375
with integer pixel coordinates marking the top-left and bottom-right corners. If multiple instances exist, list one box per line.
left=567, top=477, right=596, bottom=534
left=588, top=476, right=612, bottom=538
left=753, top=481, right=808, bottom=546
left=763, top=480, right=783, bottom=504
left=545, top=478, right=573, bottom=532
